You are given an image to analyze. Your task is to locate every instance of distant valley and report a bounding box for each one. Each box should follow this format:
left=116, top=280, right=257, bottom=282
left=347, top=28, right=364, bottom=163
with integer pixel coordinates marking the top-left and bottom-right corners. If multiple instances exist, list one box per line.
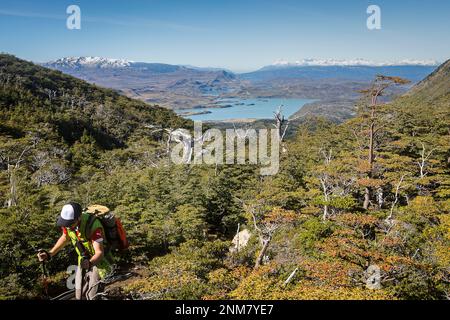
left=43, top=57, right=438, bottom=123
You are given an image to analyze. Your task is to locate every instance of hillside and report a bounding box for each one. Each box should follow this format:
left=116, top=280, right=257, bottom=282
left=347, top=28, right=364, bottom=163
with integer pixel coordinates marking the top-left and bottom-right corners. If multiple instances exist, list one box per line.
left=223, top=62, right=449, bottom=300
left=0, top=55, right=449, bottom=300
left=405, top=59, right=450, bottom=103
left=0, top=54, right=254, bottom=299
left=1, top=54, right=189, bottom=147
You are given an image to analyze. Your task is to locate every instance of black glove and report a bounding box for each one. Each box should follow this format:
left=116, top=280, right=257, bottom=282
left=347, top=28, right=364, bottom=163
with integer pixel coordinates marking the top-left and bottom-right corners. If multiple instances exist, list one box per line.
left=37, top=249, right=51, bottom=262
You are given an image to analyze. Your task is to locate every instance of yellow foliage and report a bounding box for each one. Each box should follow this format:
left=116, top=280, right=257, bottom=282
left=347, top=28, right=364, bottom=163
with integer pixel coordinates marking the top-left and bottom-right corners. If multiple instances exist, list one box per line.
left=229, top=264, right=395, bottom=300
left=357, top=178, right=384, bottom=188
left=264, top=207, right=298, bottom=224
left=407, top=196, right=440, bottom=218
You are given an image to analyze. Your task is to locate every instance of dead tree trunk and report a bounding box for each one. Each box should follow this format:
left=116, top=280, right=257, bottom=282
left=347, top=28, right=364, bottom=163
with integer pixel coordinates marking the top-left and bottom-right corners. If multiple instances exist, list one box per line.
left=7, top=164, right=18, bottom=207
left=273, top=106, right=289, bottom=153
left=254, top=236, right=271, bottom=270
left=417, top=142, right=434, bottom=179
left=3, top=146, right=30, bottom=207
left=320, top=177, right=330, bottom=220
left=386, top=174, right=406, bottom=222
left=364, top=116, right=375, bottom=210
left=319, top=149, right=333, bottom=220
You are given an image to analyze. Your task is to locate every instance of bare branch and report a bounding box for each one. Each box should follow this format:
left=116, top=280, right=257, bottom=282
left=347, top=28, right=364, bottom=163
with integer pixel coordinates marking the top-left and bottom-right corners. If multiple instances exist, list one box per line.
left=386, top=174, right=407, bottom=223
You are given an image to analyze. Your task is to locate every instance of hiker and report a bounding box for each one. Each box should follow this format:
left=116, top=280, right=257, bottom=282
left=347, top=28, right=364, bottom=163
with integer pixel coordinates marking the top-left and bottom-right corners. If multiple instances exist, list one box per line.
left=37, top=202, right=113, bottom=300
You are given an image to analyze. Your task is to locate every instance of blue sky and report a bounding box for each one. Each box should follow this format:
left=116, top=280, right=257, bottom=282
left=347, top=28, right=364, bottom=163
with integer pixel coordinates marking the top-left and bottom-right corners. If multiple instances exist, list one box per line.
left=0, top=0, right=449, bottom=72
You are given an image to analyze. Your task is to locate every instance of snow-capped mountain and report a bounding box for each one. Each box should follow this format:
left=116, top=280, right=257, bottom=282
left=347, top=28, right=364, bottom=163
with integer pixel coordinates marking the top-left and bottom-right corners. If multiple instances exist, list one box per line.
left=242, top=59, right=439, bottom=83
left=41, top=57, right=242, bottom=108
left=271, top=58, right=439, bottom=67
left=46, top=56, right=134, bottom=69
left=46, top=56, right=233, bottom=73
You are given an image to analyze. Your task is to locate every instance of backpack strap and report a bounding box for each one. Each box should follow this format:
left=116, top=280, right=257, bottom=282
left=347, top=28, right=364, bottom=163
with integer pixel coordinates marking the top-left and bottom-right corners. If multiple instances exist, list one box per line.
left=72, top=227, right=91, bottom=259
left=84, top=214, right=97, bottom=240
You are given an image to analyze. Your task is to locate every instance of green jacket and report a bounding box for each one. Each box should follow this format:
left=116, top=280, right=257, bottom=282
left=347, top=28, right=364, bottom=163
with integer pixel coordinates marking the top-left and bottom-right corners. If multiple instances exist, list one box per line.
left=65, top=213, right=113, bottom=278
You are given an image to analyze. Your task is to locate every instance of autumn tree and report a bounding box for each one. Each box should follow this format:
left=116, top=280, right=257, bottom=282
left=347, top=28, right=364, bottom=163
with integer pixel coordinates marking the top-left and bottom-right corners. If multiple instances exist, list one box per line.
left=357, top=75, right=411, bottom=210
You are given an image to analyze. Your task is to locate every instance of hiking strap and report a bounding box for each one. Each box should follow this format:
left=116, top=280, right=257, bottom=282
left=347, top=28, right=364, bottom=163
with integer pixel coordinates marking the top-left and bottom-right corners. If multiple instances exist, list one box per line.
left=85, top=214, right=97, bottom=239
left=75, top=239, right=90, bottom=259
left=74, top=226, right=91, bottom=259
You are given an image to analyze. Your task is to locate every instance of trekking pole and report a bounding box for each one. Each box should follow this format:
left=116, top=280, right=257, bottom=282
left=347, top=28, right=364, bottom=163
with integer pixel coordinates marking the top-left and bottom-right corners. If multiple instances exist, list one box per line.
left=37, top=249, right=50, bottom=299
left=42, top=260, right=50, bottom=298
left=41, top=259, right=49, bottom=277
left=81, top=267, right=86, bottom=300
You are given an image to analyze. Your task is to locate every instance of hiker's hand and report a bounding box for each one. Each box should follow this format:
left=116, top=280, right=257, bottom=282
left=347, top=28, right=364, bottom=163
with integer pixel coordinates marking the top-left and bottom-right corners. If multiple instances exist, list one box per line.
left=80, top=258, right=91, bottom=270
left=37, top=250, right=50, bottom=262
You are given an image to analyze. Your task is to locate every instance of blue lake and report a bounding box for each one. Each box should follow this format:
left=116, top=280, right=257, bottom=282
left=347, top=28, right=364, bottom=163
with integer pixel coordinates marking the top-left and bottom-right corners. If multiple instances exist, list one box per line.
left=178, top=98, right=314, bottom=121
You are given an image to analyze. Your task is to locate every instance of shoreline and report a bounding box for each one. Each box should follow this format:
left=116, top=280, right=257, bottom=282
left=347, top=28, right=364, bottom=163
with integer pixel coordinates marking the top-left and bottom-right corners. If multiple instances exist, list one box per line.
left=177, top=97, right=315, bottom=122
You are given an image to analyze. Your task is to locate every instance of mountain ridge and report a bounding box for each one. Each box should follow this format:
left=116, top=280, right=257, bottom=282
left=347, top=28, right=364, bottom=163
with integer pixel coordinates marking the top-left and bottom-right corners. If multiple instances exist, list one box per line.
left=289, top=59, right=450, bottom=123
left=44, top=56, right=440, bottom=73
left=269, top=58, right=439, bottom=68
left=241, top=65, right=438, bottom=83
left=406, top=59, right=450, bottom=101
